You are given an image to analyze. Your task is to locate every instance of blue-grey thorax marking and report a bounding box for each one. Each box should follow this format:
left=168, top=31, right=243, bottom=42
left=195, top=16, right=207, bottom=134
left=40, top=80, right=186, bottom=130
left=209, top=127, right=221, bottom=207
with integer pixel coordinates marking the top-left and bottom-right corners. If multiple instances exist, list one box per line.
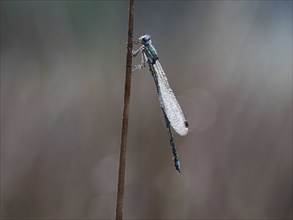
left=144, top=43, right=159, bottom=65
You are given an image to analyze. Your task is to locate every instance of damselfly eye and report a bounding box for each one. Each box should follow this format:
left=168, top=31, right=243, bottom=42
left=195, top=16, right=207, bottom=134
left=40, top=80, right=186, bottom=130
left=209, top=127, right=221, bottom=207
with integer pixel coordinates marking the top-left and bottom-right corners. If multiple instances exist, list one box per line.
left=139, top=34, right=151, bottom=44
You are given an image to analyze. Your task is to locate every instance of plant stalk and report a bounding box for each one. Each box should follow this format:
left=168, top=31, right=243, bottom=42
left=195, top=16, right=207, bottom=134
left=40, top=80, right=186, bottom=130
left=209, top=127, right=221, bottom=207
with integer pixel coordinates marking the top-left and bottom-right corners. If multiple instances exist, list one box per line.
left=115, top=0, right=134, bottom=219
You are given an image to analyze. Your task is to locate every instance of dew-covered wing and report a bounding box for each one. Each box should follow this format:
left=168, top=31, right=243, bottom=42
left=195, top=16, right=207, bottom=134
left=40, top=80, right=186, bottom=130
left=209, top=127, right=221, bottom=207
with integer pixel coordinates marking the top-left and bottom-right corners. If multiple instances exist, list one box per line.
left=153, top=61, right=189, bottom=136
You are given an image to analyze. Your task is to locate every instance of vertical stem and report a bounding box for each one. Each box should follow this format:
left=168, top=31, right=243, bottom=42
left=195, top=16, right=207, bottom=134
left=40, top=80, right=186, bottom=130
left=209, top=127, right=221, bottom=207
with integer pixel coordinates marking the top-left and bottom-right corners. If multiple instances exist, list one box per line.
left=116, top=0, right=134, bottom=220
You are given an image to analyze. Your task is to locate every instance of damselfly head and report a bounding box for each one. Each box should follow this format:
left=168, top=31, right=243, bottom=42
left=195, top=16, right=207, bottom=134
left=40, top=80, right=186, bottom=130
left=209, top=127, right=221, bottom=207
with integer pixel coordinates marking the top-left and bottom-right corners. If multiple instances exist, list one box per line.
left=139, top=34, right=152, bottom=45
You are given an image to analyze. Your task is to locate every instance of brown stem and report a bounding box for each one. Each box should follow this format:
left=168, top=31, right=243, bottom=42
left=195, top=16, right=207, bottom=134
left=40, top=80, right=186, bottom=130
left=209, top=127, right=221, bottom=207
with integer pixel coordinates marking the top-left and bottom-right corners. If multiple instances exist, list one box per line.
left=115, top=0, right=134, bottom=220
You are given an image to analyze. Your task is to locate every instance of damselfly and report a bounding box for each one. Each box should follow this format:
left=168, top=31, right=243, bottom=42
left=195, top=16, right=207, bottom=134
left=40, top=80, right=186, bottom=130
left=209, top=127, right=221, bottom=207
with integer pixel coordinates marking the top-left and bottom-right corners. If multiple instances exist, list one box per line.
left=131, top=34, right=189, bottom=173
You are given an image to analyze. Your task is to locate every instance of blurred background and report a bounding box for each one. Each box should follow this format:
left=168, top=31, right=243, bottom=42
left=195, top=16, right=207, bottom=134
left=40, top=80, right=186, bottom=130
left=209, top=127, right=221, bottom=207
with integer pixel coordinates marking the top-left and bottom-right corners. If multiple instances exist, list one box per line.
left=1, top=1, right=292, bottom=219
